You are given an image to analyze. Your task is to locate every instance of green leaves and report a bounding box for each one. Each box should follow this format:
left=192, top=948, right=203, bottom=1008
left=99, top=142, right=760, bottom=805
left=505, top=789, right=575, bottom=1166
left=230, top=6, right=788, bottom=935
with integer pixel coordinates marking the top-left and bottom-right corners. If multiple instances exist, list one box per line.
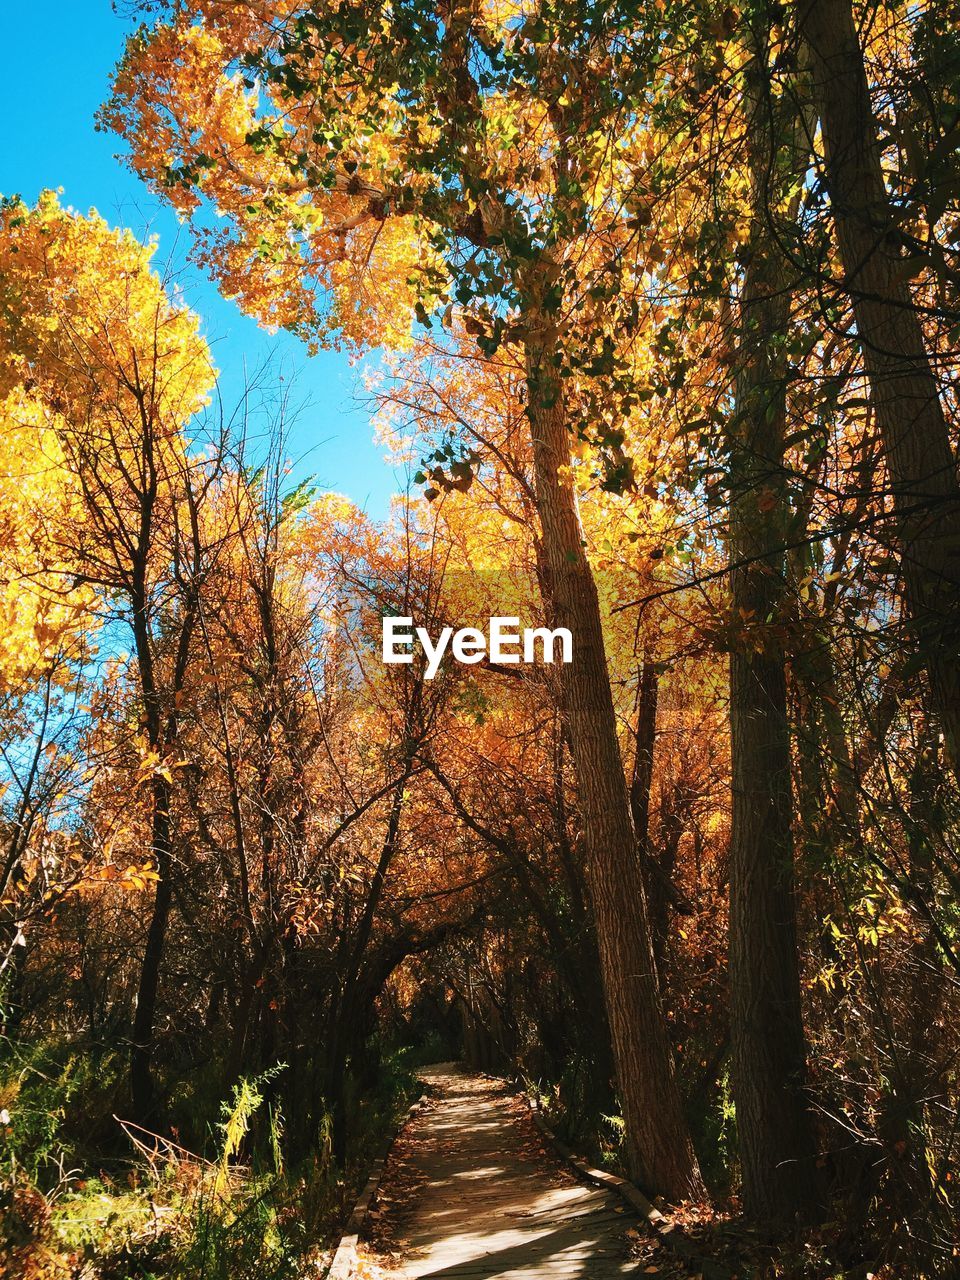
left=415, top=442, right=483, bottom=501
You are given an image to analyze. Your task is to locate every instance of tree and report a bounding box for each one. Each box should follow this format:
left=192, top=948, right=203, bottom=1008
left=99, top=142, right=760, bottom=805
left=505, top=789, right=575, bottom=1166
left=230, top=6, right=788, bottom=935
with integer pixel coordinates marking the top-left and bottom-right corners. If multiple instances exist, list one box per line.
left=799, top=0, right=960, bottom=768
left=105, top=0, right=705, bottom=1196
left=709, top=14, right=823, bottom=1220
left=0, top=193, right=217, bottom=1123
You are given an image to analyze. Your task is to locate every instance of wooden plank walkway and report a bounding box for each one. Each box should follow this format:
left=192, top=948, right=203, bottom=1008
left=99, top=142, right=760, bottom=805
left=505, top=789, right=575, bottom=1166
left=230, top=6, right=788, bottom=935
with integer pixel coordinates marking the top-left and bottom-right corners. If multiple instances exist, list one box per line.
left=359, top=1064, right=648, bottom=1279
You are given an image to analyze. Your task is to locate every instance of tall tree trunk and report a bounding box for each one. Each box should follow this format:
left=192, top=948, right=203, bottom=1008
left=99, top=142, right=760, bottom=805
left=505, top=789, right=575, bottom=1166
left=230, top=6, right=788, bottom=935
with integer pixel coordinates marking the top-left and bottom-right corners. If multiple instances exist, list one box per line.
left=128, top=574, right=196, bottom=1127
left=130, top=774, right=174, bottom=1127
left=522, top=317, right=704, bottom=1201
left=800, top=0, right=960, bottom=766
left=129, top=591, right=171, bottom=1129
left=727, top=82, right=821, bottom=1219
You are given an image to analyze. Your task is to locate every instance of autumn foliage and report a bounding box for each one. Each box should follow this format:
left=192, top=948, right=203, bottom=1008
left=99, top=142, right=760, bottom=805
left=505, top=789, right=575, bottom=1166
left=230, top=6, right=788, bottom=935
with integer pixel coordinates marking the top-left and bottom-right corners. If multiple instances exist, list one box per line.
left=1, top=0, right=960, bottom=1276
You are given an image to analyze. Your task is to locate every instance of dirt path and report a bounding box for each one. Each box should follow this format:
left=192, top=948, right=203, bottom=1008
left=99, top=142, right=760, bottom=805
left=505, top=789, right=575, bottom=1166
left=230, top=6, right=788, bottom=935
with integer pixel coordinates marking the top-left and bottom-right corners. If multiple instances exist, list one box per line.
left=358, top=1063, right=651, bottom=1279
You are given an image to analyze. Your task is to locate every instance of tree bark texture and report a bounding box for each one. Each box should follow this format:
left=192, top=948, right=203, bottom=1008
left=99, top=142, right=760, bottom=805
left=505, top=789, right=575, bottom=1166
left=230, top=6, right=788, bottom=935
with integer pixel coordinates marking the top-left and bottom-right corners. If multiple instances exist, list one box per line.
left=523, top=319, right=705, bottom=1201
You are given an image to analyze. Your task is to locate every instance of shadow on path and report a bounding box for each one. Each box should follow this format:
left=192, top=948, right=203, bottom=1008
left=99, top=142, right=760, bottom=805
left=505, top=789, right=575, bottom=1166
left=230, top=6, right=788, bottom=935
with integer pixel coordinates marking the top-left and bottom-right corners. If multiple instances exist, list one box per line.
left=362, top=1063, right=647, bottom=1280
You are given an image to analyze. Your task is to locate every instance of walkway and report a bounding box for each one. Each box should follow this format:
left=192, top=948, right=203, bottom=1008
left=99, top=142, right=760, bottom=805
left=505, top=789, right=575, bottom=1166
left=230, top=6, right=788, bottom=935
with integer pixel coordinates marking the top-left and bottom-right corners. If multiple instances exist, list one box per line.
left=358, top=1064, right=651, bottom=1279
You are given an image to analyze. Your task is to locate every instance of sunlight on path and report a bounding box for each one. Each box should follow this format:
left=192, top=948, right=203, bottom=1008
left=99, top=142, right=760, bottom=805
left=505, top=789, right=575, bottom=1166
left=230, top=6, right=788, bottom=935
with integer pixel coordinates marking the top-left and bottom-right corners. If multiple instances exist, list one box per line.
left=360, top=1063, right=647, bottom=1279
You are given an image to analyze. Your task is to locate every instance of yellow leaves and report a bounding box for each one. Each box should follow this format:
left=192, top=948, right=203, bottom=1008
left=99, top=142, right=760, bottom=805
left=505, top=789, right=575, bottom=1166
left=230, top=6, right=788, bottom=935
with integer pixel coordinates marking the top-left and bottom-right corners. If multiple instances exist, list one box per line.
left=106, top=10, right=433, bottom=349
left=0, top=196, right=218, bottom=691
left=136, top=746, right=189, bottom=787
left=0, top=195, right=213, bottom=432
left=0, top=194, right=213, bottom=431
left=94, top=862, right=161, bottom=892
left=106, top=20, right=261, bottom=215
left=570, top=434, right=593, bottom=464
left=0, top=387, right=95, bottom=690
left=121, top=865, right=161, bottom=892
left=822, top=881, right=917, bottom=963
left=479, top=0, right=529, bottom=36
left=327, top=216, right=428, bottom=349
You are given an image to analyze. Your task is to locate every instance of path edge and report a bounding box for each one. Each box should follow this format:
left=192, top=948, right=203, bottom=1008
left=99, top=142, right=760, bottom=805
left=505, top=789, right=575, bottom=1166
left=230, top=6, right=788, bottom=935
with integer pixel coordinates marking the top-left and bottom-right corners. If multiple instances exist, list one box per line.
left=325, top=1092, right=427, bottom=1280
left=520, top=1091, right=735, bottom=1280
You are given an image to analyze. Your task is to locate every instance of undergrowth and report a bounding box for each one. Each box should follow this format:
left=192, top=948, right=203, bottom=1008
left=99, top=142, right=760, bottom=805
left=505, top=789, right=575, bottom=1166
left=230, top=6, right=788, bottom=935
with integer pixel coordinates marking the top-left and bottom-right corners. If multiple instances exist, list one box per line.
left=0, top=1038, right=418, bottom=1279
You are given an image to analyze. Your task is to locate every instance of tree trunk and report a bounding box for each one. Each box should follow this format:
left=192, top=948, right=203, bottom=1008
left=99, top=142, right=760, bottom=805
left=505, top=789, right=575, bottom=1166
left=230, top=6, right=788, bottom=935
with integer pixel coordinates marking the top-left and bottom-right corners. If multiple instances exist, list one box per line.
left=630, top=658, right=668, bottom=964
left=130, top=774, right=174, bottom=1127
left=325, top=757, right=412, bottom=1163
left=127, top=576, right=196, bottom=1127
left=523, top=320, right=704, bottom=1201
left=727, top=89, right=821, bottom=1219
left=801, top=0, right=960, bottom=766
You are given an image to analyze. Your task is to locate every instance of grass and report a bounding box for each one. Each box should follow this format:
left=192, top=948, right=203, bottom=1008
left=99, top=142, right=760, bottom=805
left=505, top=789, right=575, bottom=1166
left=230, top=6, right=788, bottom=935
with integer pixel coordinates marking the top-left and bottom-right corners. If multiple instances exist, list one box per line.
left=0, top=1038, right=420, bottom=1279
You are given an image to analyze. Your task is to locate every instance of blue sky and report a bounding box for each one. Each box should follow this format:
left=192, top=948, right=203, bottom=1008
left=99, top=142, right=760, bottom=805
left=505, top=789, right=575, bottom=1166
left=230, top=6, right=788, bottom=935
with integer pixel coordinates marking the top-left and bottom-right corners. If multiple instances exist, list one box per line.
left=1, top=1, right=401, bottom=517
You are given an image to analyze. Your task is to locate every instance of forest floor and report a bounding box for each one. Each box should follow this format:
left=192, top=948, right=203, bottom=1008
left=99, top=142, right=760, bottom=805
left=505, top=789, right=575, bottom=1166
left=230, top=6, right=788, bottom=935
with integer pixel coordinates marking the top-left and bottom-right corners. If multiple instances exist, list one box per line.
left=352, top=1063, right=689, bottom=1279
